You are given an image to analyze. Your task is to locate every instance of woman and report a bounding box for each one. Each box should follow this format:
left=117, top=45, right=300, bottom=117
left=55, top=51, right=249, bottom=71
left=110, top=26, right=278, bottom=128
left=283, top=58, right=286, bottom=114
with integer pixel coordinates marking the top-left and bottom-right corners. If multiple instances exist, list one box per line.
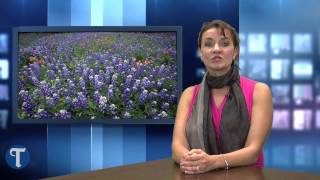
left=171, top=19, right=273, bottom=174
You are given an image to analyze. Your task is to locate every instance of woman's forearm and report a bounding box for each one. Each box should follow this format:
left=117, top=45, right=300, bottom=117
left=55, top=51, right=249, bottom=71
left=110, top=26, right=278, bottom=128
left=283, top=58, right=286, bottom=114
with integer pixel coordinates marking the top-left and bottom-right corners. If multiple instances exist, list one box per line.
left=211, top=146, right=259, bottom=169
left=172, top=143, right=190, bottom=163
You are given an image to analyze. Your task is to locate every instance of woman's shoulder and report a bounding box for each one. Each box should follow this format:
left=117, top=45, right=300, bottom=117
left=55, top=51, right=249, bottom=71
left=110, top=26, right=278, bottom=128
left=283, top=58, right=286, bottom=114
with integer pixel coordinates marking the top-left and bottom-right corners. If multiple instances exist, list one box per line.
left=240, top=76, right=270, bottom=93
left=253, top=81, right=272, bottom=101
left=181, top=85, right=197, bottom=98
left=179, top=85, right=198, bottom=103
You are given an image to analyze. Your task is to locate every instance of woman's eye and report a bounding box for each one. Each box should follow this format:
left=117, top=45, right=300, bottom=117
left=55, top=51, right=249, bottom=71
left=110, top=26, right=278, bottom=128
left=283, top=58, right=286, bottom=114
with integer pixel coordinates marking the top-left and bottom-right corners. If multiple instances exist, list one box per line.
left=220, top=40, right=230, bottom=47
left=204, top=42, right=213, bottom=47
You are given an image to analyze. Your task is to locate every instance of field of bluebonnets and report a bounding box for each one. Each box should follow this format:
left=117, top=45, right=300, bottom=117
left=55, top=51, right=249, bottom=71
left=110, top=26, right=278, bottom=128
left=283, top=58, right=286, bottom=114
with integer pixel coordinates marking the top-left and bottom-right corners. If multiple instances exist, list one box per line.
left=18, top=32, right=177, bottom=120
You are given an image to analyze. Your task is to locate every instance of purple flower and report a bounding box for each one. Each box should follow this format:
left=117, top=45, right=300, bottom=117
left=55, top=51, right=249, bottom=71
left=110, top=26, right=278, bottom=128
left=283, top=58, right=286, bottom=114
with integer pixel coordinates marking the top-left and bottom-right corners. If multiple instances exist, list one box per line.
left=94, top=80, right=104, bottom=90
left=123, top=88, right=131, bottom=101
left=141, top=77, right=150, bottom=88
left=139, top=89, right=148, bottom=103
left=77, top=92, right=87, bottom=108
left=22, top=101, right=35, bottom=116
left=123, top=111, right=131, bottom=118
left=111, top=73, right=118, bottom=86
left=109, top=104, right=117, bottom=115
left=48, top=70, right=55, bottom=80
left=125, top=74, right=133, bottom=87
left=40, top=81, right=51, bottom=96
left=34, top=108, right=50, bottom=118
left=108, top=85, right=114, bottom=100
left=79, top=77, right=86, bottom=89
left=94, top=91, right=101, bottom=103
left=98, top=96, right=108, bottom=112
left=161, top=102, right=170, bottom=110
left=62, top=66, right=69, bottom=78
left=19, top=90, right=32, bottom=102
left=46, top=96, right=57, bottom=107
left=126, top=100, right=133, bottom=110
left=158, top=111, right=168, bottom=118
left=32, top=89, right=43, bottom=99
left=55, top=109, right=71, bottom=119
left=67, top=79, right=76, bottom=95
left=55, top=78, right=61, bottom=89
left=159, top=88, right=168, bottom=100
left=30, top=76, right=40, bottom=86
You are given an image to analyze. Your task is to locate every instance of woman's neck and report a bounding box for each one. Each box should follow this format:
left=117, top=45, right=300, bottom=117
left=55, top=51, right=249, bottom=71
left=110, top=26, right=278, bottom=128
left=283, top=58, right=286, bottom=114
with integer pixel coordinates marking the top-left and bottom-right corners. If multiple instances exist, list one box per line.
left=211, top=86, right=229, bottom=96
left=208, top=66, right=231, bottom=77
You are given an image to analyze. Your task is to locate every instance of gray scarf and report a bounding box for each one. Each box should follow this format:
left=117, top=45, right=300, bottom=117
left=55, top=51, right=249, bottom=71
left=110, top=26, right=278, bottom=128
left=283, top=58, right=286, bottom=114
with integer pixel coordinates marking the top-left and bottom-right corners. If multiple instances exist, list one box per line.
left=186, top=65, right=250, bottom=154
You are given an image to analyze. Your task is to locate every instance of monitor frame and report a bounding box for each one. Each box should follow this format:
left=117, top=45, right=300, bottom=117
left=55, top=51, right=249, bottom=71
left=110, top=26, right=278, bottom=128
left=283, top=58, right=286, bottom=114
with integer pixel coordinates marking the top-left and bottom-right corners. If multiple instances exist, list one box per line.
left=12, top=26, right=183, bottom=124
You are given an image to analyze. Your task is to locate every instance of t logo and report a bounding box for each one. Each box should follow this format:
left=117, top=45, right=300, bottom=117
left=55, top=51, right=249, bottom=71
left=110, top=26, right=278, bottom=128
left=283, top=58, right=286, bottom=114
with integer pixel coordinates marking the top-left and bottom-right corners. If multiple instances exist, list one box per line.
left=5, top=145, right=30, bottom=169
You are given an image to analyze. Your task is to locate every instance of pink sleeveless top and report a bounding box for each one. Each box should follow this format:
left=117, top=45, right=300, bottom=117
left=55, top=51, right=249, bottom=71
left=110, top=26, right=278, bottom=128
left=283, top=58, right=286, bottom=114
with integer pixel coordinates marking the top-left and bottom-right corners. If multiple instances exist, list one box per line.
left=188, top=76, right=264, bottom=168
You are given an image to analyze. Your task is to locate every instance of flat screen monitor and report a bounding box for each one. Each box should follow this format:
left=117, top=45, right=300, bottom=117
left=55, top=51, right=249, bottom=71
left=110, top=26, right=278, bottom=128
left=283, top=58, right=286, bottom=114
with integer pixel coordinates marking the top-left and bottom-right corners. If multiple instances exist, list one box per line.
left=270, top=33, right=290, bottom=54
left=270, top=58, right=290, bottom=80
left=293, top=109, right=312, bottom=131
left=0, top=84, right=9, bottom=101
left=247, top=58, right=267, bottom=80
left=248, top=33, right=267, bottom=54
left=272, top=109, right=290, bottom=130
left=12, top=26, right=182, bottom=124
left=293, top=33, right=312, bottom=53
left=271, top=84, right=290, bottom=105
left=293, top=59, right=313, bottom=80
left=0, top=59, right=9, bottom=80
left=316, top=110, right=320, bottom=129
left=293, top=84, right=313, bottom=106
left=0, top=33, right=9, bottom=53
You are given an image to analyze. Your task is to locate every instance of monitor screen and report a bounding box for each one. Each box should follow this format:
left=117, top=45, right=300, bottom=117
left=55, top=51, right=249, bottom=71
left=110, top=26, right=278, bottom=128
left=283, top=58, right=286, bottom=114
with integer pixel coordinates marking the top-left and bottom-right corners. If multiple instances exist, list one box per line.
left=247, top=58, right=267, bottom=80
left=316, top=110, right=320, bottom=129
left=270, top=58, right=290, bottom=80
left=293, top=84, right=313, bottom=105
left=0, top=59, right=9, bottom=80
left=248, top=33, right=267, bottom=54
left=293, top=33, right=312, bottom=53
left=270, top=33, right=290, bottom=54
left=293, top=59, right=313, bottom=80
left=316, top=75, right=320, bottom=105
left=12, top=26, right=182, bottom=124
left=0, top=84, right=9, bottom=101
left=272, top=109, right=290, bottom=130
left=271, top=84, right=290, bottom=105
left=293, top=109, right=312, bottom=131
left=0, top=33, right=9, bottom=53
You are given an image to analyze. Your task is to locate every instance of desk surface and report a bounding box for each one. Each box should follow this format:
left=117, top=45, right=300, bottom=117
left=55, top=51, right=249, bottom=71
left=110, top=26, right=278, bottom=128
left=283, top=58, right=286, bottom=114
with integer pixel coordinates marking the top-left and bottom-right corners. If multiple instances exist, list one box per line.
left=43, top=159, right=320, bottom=180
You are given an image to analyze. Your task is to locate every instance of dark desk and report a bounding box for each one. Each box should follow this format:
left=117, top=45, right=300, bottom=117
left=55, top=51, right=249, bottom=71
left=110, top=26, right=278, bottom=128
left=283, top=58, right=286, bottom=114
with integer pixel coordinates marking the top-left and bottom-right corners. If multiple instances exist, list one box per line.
left=43, top=159, right=320, bottom=180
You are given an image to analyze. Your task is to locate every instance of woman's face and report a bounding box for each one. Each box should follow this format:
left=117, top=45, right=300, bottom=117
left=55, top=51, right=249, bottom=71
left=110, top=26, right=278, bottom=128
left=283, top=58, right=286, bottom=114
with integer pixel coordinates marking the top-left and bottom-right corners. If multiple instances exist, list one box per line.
left=200, top=27, right=238, bottom=76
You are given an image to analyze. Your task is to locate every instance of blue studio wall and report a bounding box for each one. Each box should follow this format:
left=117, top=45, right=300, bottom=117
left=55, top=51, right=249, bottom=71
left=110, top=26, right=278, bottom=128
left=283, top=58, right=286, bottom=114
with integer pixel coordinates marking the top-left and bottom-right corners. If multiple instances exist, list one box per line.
left=0, top=1, right=47, bottom=180
left=0, top=0, right=239, bottom=179
left=240, top=0, right=320, bottom=173
left=1, top=0, right=320, bottom=179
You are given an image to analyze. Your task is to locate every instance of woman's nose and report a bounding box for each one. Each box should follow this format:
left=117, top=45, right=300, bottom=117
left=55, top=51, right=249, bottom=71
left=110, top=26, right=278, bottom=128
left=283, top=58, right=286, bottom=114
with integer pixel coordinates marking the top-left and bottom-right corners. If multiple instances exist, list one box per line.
left=212, top=43, right=221, bottom=52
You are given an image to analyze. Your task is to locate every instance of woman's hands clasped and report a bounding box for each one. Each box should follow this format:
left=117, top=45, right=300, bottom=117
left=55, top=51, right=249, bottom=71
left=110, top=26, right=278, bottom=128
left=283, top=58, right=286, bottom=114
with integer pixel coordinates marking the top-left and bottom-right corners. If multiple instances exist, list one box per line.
left=180, top=149, right=218, bottom=174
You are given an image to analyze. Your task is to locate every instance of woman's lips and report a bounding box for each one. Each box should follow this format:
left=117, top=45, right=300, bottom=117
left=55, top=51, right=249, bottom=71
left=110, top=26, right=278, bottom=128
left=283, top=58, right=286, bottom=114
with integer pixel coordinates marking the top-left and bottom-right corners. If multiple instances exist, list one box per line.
left=210, top=56, right=223, bottom=62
